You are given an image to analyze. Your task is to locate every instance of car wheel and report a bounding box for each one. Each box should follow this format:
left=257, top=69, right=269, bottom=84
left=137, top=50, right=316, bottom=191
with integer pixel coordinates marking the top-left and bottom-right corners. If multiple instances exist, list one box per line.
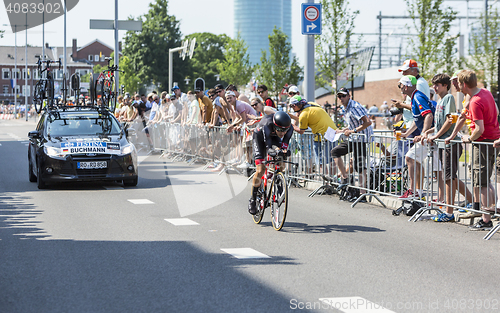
left=37, top=159, right=46, bottom=189
left=28, top=151, right=37, bottom=182
left=123, top=176, right=138, bottom=187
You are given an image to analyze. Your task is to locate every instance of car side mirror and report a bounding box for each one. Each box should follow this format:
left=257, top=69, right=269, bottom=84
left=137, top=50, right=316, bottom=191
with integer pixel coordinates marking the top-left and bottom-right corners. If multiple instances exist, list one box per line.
left=28, top=130, right=40, bottom=139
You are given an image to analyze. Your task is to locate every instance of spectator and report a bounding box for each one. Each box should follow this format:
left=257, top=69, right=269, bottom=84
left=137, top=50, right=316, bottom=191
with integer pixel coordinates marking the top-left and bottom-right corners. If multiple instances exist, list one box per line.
left=213, top=84, right=234, bottom=125
left=288, top=85, right=300, bottom=97
left=330, top=88, right=373, bottom=193
left=368, top=104, right=379, bottom=129
left=394, top=59, right=430, bottom=140
left=393, top=75, right=436, bottom=200
left=226, top=84, right=251, bottom=104
left=187, top=91, right=201, bottom=125
left=148, top=94, right=160, bottom=123
left=195, top=88, right=213, bottom=124
left=225, top=90, right=257, bottom=132
left=257, top=84, right=276, bottom=108
left=290, top=95, right=337, bottom=174
left=172, top=85, right=189, bottom=123
left=454, top=70, right=500, bottom=231
left=426, top=73, right=472, bottom=221
left=380, top=101, right=389, bottom=113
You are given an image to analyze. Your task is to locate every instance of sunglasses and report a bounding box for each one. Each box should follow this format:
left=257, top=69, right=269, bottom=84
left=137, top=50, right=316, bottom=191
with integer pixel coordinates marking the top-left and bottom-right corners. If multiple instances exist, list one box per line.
left=275, top=126, right=288, bottom=132
left=216, top=89, right=224, bottom=93
left=337, top=94, right=348, bottom=99
left=251, top=103, right=259, bottom=107
left=257, top=90, right=265, bottom=94
left=209, top=94, right=216, bottom=98
left=288, top=92, right=297, bottom=96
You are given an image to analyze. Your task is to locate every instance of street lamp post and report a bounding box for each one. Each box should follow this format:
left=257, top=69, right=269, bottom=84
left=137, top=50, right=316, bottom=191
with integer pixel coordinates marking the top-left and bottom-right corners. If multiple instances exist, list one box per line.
left=351, top=63, right=354, bottom=101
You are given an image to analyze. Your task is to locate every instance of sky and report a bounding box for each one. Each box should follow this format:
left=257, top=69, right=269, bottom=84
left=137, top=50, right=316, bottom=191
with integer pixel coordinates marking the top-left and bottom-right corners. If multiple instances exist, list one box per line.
left=0, top=0, right=491, bottom=68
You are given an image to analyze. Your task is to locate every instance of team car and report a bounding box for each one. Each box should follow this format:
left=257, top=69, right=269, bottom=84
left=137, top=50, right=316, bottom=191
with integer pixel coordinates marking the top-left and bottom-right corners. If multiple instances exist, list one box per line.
left=28, top=106, right=138, bottom=189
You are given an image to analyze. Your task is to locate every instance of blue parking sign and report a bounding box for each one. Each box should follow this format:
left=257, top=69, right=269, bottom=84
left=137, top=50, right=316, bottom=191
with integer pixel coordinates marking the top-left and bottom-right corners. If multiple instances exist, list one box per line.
left=301, top=3, right=321, bottom=35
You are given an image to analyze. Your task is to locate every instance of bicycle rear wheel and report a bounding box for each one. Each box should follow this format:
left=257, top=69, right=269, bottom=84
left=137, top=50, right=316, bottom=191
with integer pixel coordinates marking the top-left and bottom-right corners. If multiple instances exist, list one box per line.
left=271, top=172, right=288, bottom=231
left=252, top=181, right=266, bottom=224
left=107, top=77, right=116, bottom=112
left=33, top=80, right=44, bottom=113
left=95, top=78, right=103, bottom=107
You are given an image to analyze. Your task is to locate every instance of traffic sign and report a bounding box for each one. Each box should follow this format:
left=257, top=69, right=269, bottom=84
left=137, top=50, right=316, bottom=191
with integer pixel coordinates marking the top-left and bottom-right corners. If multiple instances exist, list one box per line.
left=301, top=3, right=322, bottom=35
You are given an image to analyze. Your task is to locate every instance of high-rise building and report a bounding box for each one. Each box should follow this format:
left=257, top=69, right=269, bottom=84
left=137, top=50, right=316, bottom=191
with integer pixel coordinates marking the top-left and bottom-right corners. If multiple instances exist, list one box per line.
left=234, top=0, right=292, bottom=65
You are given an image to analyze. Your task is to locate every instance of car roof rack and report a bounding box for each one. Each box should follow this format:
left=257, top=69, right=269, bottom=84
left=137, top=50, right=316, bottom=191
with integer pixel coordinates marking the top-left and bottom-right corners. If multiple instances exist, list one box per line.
left=44, top=104, right=110, bottom=114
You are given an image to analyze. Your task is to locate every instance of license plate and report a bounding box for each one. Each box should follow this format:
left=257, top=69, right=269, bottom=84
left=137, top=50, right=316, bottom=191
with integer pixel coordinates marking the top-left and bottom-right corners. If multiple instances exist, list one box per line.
left=77, top=161, right=107, bottom=169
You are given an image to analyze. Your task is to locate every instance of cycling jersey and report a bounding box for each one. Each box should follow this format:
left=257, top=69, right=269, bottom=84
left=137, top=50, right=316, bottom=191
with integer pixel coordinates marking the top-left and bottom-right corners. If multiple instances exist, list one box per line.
left=253, top=114, right=293, bottom=164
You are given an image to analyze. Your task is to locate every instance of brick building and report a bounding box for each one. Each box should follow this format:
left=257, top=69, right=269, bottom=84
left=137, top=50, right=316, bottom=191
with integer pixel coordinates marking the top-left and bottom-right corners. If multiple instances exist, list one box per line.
left=0, top=39, right=119, bottom=105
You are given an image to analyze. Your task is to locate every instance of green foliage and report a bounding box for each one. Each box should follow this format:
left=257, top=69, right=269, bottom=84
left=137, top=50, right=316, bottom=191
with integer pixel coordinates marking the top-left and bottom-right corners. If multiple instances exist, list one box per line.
left=80, top=64, right=105, bottom=83
left=122, top=0, right=187, bottom=91
left=406, top=0, right=457, bottom=79
left=109, top=52, right=142, bottom=94
left=216, top=32, right=253, bottom=89
left=466, top=8, right=500, bottom=92
left=255, top=27, right=303, bottom=97
left=186, top=32, right=230, bottom=91
left=315, top=0, right=358, bottom=102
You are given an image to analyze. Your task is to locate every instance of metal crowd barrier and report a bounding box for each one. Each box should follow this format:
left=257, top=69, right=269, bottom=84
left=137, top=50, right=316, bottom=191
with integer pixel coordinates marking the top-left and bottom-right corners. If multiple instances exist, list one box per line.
left=140, top=119, right=500, bottom=240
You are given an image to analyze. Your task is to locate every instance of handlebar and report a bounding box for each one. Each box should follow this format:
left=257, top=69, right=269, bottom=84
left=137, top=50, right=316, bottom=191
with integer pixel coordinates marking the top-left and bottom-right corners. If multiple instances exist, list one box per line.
left=36, top=56, right=62, bottom=70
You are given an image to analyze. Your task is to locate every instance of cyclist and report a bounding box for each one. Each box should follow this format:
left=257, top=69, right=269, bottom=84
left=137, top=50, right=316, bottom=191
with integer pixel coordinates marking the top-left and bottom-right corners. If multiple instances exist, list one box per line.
left=248, top=111, right=293, bottom=215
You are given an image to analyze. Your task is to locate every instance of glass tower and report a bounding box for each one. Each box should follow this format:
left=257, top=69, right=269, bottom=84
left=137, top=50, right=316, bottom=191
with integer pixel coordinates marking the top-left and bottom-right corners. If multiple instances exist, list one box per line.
left=234, top=0, right=292, bottom=65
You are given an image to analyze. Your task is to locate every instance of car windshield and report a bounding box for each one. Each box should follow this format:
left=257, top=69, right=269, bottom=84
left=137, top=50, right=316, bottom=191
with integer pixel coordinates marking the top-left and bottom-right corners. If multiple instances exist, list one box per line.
left=46, top=112, right=121, bottom=136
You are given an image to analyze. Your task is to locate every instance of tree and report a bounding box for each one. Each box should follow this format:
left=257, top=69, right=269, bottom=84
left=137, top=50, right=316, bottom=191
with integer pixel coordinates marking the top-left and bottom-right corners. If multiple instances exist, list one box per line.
left=216, top=32, right=253, bottom=89
left=184, top=32, right=230, bottom=91
left=315, top=0, right=358, bottom=104
left=80, top=64, right=105, bottom=83
left=466, top=7, right=500, bottom=93
left=255, top=27, right=303, bottom=97
left=406, top=0, right=457, bottom=79
left=122, top=0, right=188, bottom=92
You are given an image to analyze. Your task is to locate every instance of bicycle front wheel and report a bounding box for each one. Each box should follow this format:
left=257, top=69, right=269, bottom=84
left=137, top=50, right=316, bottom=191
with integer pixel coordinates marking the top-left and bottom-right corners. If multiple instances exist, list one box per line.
left=271, top=172, right=288, bottom=231
left=252, top=181, right=266, bottom=224
left=47, top=78, right=55, bottom=109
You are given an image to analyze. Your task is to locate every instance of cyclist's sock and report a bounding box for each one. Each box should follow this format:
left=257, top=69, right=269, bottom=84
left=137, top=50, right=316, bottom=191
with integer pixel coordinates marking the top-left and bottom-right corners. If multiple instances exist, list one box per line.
left=251, top=185, right=259, bottom=200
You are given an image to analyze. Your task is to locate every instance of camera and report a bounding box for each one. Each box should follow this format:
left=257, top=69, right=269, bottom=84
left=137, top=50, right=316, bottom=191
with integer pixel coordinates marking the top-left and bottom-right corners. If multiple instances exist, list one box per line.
left=389, top=107, right=403, bottom=116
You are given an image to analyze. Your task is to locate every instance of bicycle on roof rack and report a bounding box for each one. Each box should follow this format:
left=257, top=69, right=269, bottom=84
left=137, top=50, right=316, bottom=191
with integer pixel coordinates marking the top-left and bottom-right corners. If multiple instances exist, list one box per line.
left=93, top=57, right=122, bottom=113
left=33, top=55, right=62, bottom=113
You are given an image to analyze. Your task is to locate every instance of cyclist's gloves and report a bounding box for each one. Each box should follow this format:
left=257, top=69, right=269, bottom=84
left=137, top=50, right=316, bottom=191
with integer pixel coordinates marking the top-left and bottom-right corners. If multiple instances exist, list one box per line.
left=267, top=148, right=277, bottom=157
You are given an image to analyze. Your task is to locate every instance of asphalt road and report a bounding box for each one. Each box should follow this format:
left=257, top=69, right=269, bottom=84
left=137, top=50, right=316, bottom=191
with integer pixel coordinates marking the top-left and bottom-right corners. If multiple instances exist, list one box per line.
left=1, top=118, right=500, bottom=313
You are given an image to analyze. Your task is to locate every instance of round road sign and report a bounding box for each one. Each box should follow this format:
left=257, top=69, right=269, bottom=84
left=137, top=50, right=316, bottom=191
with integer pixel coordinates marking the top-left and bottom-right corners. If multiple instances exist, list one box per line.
left=304, top=6, right=319, bottom=22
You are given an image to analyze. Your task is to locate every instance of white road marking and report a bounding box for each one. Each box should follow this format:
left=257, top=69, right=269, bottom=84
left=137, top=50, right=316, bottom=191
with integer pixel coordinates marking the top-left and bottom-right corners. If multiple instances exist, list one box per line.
left=127, top=199, right=154, bottom=204
left=164, top=218, right=199, bottom=226
left=318, top=297, right=396, bottom=313
left=221, top=248, right=271, bottom=259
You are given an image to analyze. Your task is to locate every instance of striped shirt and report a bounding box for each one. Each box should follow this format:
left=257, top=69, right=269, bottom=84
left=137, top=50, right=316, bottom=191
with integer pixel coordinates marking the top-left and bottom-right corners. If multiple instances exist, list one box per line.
left=344, top=99, right=373, bottom=142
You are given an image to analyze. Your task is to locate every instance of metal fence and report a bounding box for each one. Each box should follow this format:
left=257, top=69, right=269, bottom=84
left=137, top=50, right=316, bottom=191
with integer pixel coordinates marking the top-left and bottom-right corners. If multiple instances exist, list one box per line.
left=128, top=120, right=500, bottom=240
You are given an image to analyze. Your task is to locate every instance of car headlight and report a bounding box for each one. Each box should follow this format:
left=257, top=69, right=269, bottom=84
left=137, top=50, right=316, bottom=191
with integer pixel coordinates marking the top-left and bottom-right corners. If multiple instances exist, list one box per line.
left=120, top=143, right=135, bottom=155
left=44, top=146, right=66, bottom=159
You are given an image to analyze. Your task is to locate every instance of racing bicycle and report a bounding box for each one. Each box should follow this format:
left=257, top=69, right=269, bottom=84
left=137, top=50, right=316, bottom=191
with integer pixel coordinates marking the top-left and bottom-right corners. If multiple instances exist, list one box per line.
left=33, top=55, right=61, bottom=113
left=94, top=57, right=121, bottom=113
left=253, top=149, right=298, bottom=231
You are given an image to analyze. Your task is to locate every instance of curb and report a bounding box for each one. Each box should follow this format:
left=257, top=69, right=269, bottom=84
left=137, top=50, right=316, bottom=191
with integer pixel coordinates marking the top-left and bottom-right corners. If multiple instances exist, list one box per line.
left=303, top=181, right=498, bottom=228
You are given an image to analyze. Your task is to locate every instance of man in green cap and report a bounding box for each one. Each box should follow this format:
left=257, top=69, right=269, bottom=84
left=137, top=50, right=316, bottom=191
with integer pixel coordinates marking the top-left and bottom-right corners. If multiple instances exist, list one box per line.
left=392, top=75, right=436, bottom=200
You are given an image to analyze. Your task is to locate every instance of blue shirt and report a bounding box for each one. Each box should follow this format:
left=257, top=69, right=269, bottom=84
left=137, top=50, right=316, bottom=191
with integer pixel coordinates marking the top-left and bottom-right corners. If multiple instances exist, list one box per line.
left=411, top=90, right=434, bottom=133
